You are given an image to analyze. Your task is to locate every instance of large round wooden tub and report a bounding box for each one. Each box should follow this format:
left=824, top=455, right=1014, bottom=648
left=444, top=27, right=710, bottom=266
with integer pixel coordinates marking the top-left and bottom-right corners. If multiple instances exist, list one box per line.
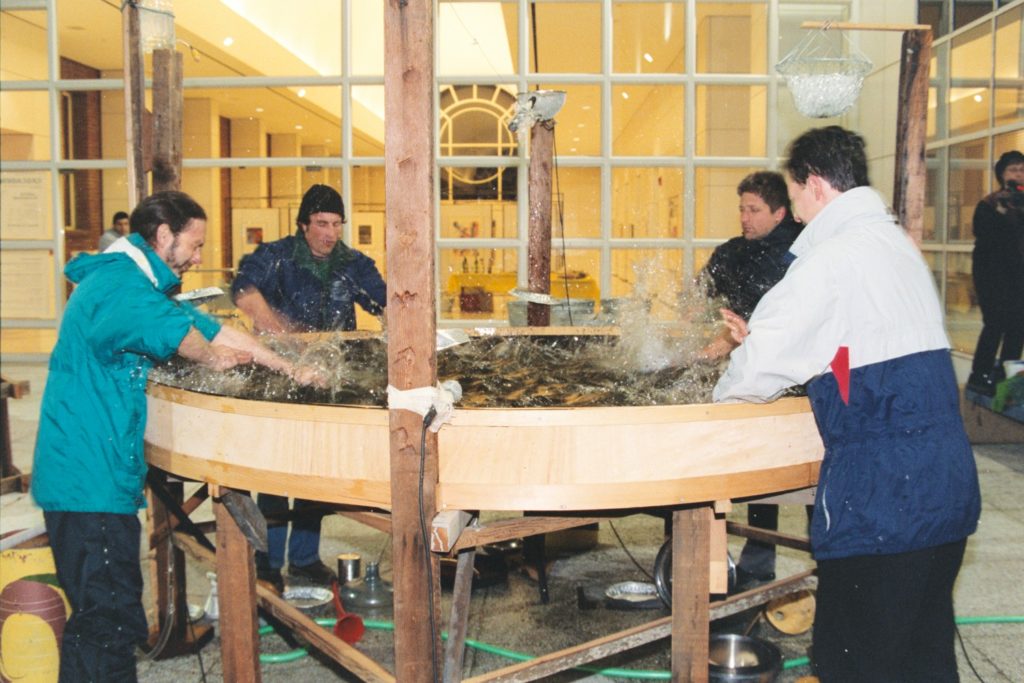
left=144, top=383, right=822, bottom=511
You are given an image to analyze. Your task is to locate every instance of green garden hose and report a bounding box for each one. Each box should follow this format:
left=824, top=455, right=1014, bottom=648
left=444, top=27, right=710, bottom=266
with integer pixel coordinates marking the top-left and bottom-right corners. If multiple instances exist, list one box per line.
left=257, top=615, right=1024, bottom=679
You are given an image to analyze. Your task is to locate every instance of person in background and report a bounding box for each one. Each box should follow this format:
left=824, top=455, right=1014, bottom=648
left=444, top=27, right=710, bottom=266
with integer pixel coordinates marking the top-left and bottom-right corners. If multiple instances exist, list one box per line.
left=32, top=191, right=321, bottom=682
left=967, top=149, right=1024, bottom=397
left=715, top=126, right=980, bottom=682
left=98, top=210, right=130, bottom=252
left=697, top=171, right=803, bottom=590
left=233, top=184, right=387, bottom=590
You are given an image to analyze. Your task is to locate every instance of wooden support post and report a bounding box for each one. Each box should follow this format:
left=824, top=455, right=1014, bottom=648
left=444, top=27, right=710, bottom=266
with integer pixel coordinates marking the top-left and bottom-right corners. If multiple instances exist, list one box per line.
left=152, top=48, right=183, bottom=193
left=384, top=0, right=441, bottom=681
left=527, top=121, right=555, bottom=326
left=893, top=28, right=932, bottom=244
left=143, top=472, right=212, bottom=657
left=443, top=548, right=476, bottom=683
left=214, top=488, right=261, bottom=682
left=121, top=0, right=146, bottom=208
left=672, top=506, right=711, bottom=683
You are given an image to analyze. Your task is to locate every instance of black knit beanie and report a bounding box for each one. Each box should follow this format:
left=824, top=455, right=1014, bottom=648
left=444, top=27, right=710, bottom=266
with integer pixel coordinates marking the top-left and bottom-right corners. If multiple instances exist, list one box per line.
left=296, top=184, right=345, bottom=226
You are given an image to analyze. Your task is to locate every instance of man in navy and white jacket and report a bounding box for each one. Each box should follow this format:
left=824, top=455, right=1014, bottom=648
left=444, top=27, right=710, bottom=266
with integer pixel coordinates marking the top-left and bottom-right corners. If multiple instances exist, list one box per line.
left=714, top=126, right=980, bottom=682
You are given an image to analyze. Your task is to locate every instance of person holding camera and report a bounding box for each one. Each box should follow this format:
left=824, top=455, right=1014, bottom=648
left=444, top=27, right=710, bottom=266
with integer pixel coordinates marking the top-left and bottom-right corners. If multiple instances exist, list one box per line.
left=967, top=150, right=1024, bottom=396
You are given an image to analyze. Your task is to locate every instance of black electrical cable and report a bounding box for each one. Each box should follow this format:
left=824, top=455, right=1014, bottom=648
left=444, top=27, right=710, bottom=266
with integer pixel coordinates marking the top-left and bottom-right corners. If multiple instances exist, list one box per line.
left=551, top=132, right=574, bottom=324
left=608, top=520, right=654, bottom=582
left=186, top=610, right=209, bottom=683
left=955, top=622, right=987, bottom=682
left=419, top=407, right=442, bottom=683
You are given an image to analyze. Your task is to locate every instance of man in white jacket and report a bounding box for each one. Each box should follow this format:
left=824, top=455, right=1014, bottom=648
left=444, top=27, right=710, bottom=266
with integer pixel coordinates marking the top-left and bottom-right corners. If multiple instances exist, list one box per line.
left=714, top=126, right=980, bottom=682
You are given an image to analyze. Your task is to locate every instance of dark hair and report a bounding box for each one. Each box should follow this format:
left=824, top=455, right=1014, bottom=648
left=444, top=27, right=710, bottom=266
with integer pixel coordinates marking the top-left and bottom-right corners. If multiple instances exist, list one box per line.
left=995, top=150, right=1024, bottom=186
left=112, top=211, right=129, bottom=223
left=737, top=171, right=791, bottom=214
left=297, top=184, right=345, bottom=227
left=129, top=191, right=206, bottom=245
left=784, top=126, right=869, bottom=192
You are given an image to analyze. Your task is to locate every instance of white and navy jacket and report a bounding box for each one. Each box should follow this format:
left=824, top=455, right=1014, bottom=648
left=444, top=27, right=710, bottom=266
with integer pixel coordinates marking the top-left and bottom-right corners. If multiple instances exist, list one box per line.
left=714, top=187, right=981, bottom=561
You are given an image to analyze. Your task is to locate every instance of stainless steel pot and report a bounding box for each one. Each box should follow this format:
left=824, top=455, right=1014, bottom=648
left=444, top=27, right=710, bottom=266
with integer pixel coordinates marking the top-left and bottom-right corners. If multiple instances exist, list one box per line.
left=709, top=634, right=782, bottom=683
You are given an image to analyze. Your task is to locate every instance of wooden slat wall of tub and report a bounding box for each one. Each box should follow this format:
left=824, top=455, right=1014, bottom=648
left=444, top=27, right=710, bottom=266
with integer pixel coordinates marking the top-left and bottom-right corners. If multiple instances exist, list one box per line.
left=437, top=397, right=822, bottom=510
left=146, top=384, right=822, bottom=512
left=145, top=384, right=393, bottom=508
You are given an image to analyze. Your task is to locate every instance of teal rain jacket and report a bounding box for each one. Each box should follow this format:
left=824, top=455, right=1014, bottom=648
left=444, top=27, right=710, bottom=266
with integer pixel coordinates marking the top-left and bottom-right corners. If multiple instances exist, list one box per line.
left=31, top=234, right=221, bottom=514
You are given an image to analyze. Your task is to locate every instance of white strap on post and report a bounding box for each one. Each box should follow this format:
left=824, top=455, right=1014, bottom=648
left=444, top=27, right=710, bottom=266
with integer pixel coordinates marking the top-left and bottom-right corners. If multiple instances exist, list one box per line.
left=386, top=380, right=463, bottom=432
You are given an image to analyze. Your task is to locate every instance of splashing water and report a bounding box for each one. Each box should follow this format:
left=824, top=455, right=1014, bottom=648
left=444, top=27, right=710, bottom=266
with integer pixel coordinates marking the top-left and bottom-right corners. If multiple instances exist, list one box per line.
left=151, top=288, right=738, bottom=408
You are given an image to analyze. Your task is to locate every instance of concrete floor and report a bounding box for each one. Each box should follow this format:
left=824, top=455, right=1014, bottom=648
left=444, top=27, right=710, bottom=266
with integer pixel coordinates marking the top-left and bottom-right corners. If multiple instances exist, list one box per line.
left=2, top=360, right=1022, bottom=682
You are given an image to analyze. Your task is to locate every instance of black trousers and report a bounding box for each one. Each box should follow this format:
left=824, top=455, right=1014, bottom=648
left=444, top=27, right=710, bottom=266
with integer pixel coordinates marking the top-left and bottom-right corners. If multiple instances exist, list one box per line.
left=813, top=539, right=967, bottom=683
left=737, top=504, right=814, bottom=578
left=971, top=299, right=1024, bottom=375
left=44, top=511, right=148, bottom=683
left=736, top=504, right=779, bottom=576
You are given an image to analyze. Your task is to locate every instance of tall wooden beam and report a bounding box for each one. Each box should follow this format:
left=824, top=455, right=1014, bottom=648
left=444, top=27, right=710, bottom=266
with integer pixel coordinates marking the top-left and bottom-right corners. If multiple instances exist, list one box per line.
left=384, top=0, right=441, bottom=681
left=214, top=488, right=262, bottom=682
left=144, top=472, right=213, bottom=658
left=672, top=506, right=711, bottom=683
left=152, top=48, right=183, bottom=193
left=893, top=29, right=932, bottom=243
left=121, top=1, right=146, bottom=208
left=526, top=121, right=555, bottom=326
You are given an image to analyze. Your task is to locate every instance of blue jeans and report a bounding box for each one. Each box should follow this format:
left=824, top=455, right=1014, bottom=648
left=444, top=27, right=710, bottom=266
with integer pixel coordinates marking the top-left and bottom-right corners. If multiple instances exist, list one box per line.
left=254, top=494, right=323, bottom=570
left=45, top=511, right=149, bottom=683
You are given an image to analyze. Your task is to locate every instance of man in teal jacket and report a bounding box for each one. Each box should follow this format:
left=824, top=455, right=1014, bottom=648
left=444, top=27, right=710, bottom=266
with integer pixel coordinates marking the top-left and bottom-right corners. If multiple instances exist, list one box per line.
left=31, top=191, right=316, bottom=682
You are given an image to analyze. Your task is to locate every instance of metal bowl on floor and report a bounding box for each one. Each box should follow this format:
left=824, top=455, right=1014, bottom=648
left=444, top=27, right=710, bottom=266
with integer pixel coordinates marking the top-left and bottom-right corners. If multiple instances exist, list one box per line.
left=709, top=634, right=782, bottom=683
left=282, top=586, right=333, bottom=612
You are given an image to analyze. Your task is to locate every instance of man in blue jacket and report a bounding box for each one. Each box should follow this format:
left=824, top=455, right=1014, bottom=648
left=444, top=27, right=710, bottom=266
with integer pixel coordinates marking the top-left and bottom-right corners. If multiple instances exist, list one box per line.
left=233, top=184, right=387, bottom=589
left=715, top=127, right=981, bottom=682
left=32, top=191, right=317, bottom=682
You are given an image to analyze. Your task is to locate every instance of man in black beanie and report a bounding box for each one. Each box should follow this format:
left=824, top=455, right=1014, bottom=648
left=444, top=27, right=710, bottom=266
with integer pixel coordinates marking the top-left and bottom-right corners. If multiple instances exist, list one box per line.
left=233, top=184, right=386, bottom=332
left=233, top=184, right=387, bottom=589
left=967, top=150, right=1024, bottom=396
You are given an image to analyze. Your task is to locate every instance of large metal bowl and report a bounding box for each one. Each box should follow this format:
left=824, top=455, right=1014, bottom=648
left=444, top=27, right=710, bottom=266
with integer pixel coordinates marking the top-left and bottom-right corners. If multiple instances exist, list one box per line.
left=709, top=633, right=782, bottom=683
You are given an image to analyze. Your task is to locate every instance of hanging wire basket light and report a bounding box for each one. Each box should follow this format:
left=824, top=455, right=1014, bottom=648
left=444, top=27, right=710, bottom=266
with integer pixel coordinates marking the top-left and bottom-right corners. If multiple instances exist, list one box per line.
left=776, top=23, right=873, bottom=118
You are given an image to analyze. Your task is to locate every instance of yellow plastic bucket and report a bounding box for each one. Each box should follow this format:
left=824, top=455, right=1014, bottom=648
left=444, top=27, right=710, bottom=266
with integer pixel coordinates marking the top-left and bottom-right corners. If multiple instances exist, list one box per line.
left=0, top=545, right=69, bottom=683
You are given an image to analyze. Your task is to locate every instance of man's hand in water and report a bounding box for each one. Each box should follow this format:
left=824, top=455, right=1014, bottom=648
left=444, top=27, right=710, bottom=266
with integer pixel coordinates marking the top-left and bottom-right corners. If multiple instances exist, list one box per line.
left=206, top=345, right=253, bottom=371
left=720, top=308, right=750, bottom=344
left=290, top=363, right=329, bottom=388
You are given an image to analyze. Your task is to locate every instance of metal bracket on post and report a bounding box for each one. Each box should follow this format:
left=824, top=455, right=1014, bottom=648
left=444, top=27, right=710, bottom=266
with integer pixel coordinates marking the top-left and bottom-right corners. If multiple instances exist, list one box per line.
left=508, top=89, right=567, bottom=133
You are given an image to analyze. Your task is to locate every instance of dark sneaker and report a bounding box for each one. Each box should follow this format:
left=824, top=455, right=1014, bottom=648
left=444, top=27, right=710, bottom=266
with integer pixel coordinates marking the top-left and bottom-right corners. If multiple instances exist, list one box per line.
left=287, top=560, right=338, bottom=585
left=257, top=567, right=284, bottom=594
left=966, top=372, right=996, bottom=397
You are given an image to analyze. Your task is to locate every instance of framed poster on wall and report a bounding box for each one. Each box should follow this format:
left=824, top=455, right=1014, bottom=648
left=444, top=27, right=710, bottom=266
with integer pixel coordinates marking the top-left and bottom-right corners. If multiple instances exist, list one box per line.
left=1, top=249, right=56, bottom=319
left=1, top=171, right=52, bottom=241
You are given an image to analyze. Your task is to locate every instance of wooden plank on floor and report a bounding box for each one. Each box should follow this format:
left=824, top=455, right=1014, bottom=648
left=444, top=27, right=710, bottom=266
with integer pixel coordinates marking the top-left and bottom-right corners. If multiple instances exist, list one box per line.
left=173, top=531, right=395, bottom=682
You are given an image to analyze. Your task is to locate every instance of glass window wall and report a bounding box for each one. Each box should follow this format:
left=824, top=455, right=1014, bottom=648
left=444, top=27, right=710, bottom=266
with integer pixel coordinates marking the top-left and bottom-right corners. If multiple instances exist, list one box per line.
left=924, top=1, right=1022, bottom=359
left=6, top=0, right=941, bottom=354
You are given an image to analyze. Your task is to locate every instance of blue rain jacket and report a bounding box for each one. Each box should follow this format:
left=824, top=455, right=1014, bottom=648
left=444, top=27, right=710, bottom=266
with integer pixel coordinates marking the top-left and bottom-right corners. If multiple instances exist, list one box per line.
left=232, top=235, right=386, bottom=332
left=31, top=233, right=220, bottom=514
left=715, top=187, right=981, bottom=560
